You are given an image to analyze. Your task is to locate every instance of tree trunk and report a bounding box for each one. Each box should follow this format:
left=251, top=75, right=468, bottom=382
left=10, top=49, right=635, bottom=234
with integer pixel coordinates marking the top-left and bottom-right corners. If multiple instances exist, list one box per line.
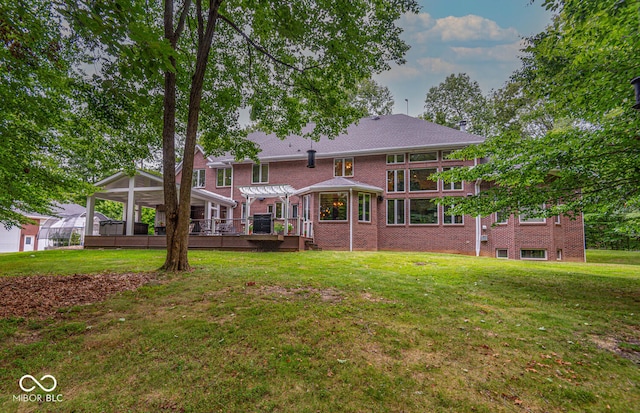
left=161, top=0, right=222, bottom=271
left=161, top=0, right=188, bottom=271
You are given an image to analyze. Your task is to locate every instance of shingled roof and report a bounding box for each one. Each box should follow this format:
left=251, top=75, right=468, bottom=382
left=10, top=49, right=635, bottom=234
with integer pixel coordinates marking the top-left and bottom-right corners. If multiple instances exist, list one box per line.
left=206, top=114, right=484, bottom=165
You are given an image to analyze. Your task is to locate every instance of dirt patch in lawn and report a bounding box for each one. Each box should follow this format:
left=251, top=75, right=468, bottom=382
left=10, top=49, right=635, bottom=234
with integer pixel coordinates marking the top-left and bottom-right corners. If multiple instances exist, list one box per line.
left=590, top=334, right=640, bottom=365
left=246, top=284, right=343, bottom=303
left=0, top=272, right=158, bottom=319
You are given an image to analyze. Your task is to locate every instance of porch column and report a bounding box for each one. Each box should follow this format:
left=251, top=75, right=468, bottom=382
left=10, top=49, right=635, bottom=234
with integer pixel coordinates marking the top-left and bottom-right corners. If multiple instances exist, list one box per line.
left=126, top=176, right=135, bottom=236
left=85, top=195, right=95, bottom=236
left=349, top=188, right=353, bottom=252
left=245, top=195, right=251, bottom=234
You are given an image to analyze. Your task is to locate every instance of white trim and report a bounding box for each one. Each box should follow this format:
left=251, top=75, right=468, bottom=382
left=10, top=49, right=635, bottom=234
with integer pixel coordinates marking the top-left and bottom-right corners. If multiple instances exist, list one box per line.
left=408, top=151, right=438, bottom=162
left=408, top=167, right=438, bottom=192
left=206, top=143, right=480, bottom=167
left=496, top=249, right=508, bottom=259
left=520, top=249, right=548, bottom=260
left=334, top=157, right=354, bottom=177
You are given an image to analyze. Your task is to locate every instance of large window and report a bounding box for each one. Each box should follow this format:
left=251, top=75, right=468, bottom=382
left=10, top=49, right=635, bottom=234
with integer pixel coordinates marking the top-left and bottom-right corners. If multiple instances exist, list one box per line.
left=443, top=205, right=463, bottom=225
left=319, top=193, right=348, bottom=221
left=442, top=167, right=463, bottom=191
left=409, top=168, right=438, bottom=191
left=334, top=158, right=354, bottom=177
left=521, top=249, right=547, bottom=260
left=358, top=193, right=371, bottom=222
left=192, top=169, right=206, bottom=188
left=386, top=154, right=405, bottom=164
left=216, top=167, right=232, bottom=187
left=410, top=199, right=438, bottom=225
left=387, top=199, right=405, bottom=225
left=252, top=163, right=269, bottom=184
left=409, top=151, right=437, bottom=162
left=387, top=169, right=405, bottom=193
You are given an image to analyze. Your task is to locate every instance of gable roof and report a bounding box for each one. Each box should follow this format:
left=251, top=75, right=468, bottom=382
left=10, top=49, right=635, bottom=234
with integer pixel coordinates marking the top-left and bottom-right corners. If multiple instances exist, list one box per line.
left=207, top=114, right=484, bottom=166
left=294, top=177, right=384, bottom=195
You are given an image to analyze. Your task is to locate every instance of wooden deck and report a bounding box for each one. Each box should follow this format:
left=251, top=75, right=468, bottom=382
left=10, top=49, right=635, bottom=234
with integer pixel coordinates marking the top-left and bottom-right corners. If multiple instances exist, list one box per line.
left=84, top=235, right=308, bottom=252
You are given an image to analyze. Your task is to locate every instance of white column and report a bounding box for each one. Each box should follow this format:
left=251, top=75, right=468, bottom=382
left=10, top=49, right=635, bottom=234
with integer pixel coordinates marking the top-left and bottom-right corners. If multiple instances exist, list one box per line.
left=126, top=176, right=135, bottom=236
left=85, top=196, right=95, bottom=236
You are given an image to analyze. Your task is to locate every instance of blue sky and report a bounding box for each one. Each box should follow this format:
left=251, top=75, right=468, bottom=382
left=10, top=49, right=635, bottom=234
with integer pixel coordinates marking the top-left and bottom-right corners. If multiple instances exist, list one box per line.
left=378, top=0, right=553, bottom=116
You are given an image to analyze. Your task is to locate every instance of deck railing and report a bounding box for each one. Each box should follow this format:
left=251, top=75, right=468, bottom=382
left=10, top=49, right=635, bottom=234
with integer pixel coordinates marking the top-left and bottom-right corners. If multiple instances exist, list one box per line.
left=187, top=217, right=313, bottom=238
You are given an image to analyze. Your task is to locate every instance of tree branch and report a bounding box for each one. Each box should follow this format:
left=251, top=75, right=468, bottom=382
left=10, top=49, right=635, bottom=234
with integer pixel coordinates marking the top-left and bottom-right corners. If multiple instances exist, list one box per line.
left=173, top=0, right=192, bottom=42
left=217, top=13, right=308, bottom=74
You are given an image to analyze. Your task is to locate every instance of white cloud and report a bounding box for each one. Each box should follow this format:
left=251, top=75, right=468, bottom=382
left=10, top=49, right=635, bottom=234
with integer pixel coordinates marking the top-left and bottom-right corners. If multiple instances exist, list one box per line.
left=376, top=64, right=422, bottom=82
left=451, top=40, right=526, bottom=62
left=406, top=14, right=519, bottom=44
left=416, top=57, right=459, bottom=74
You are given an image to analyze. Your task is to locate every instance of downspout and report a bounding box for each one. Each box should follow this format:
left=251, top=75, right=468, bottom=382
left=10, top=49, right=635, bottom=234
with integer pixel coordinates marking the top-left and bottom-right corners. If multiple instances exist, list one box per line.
left=474, top=157, right=481, bottom=257
left=349, top=188, right=353, bottom=252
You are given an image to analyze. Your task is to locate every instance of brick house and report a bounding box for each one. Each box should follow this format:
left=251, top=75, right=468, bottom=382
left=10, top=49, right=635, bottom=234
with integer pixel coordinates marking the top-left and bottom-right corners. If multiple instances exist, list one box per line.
left=179, top=114, right=585, bottom=261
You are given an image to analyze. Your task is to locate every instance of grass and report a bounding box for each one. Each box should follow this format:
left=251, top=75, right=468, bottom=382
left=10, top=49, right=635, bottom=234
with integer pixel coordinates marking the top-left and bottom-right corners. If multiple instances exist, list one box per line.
left=0, top=249, right=639, bottom=412
left=587, top=249, right=640, bottom=266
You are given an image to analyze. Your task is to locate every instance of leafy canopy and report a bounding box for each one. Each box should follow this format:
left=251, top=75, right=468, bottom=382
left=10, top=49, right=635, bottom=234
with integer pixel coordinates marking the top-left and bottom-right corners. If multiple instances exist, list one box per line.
left=438, top=0, right=640, bottom=219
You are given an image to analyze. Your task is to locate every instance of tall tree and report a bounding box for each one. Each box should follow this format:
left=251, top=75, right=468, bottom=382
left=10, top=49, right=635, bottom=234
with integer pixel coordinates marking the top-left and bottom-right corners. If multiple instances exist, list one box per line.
left=0, top=1, right=84, bottom=226
left=0, top=2, right=160, bottom=227
left=64, top=0, right=419, bottom=270
left=438, top=0, right=640, bottom=220
left=349, top=78, right=395, bottom=116
left=421, top=73, right=489, bottom=135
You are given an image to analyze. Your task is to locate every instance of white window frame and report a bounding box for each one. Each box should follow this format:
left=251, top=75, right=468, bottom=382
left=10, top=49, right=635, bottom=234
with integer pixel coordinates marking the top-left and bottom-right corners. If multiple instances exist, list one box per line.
left=192, top=169, right=206, bottom=188
left=409, top=168, right=438, bottom=192
left=319, top=192, right=349, bottom=222
left=252, top=163, right=269, bottom=184
left=520, top=249, right=547, bottom=260
left=495, top=210, right=509, bottom=225
left=268, top=202, right=284, bottom=219
left=409, top=198, right=439, bottom=225
left=386, top=154, right=405, bottom=164
left=334, top=158, right=354, bottom=177
left=386, top=199, right=405, bottom=225
left=409, top=151, right=438, bottom=162
left=443, top=205, right=464, bottom=225
left=496, top=249, right=508, bottom=259
left=216, top=167, right=232, bottom=187
left=358, top=193, right=371, bottom=222
left=441, top=150, right=455, bottom=160
left=386, top=169, right=405, bottom=193
left=442, top=167, right=463, bottom=191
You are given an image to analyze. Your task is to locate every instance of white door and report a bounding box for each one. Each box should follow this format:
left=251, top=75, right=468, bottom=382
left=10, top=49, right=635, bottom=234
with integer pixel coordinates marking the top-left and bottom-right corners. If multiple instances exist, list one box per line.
left=23, top=236, right=34, bottom=252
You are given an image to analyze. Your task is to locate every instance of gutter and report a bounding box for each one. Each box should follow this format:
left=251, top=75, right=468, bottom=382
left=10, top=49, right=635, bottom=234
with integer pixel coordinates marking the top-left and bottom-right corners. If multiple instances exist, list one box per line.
left=206, top=142, right=484, bottom=168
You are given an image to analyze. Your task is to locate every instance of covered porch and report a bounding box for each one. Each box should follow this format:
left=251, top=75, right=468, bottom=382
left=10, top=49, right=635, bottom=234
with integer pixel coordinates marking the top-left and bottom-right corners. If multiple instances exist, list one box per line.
left=84, top=170, right=310, bottom=251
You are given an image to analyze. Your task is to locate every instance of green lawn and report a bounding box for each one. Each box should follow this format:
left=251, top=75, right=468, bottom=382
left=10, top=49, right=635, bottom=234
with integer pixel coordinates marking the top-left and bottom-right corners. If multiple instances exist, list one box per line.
left=1, top=249, right=639, bottom=412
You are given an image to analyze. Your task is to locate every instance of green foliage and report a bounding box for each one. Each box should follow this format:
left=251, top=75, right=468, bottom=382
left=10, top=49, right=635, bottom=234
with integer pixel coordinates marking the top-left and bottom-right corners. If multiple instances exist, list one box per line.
left=348, top=78, right=395, bottom=116
left=421, top=73, right=489, bottom=135
left=95, top=200, right=156, bottom=234
left=0, top=2, right=88, bottom=226
left=585, top=212, right=640, bottom=251
left=438, top=0, right=640, bottom=219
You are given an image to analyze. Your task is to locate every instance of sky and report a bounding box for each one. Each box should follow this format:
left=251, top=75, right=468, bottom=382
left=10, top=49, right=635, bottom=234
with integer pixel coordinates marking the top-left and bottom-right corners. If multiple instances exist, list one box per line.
left=378, top=0, right=553, bottom=117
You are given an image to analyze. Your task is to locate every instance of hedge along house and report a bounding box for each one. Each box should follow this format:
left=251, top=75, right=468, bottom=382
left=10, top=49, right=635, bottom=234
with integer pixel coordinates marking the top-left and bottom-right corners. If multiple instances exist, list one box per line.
left=182, top=114, right=585, bottom=261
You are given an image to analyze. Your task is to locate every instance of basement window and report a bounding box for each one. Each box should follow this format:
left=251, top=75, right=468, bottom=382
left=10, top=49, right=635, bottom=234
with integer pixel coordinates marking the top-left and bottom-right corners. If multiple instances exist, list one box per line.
left=496, top=249, right=508, bottom=259
left=520, top=249, right=547, bottom=260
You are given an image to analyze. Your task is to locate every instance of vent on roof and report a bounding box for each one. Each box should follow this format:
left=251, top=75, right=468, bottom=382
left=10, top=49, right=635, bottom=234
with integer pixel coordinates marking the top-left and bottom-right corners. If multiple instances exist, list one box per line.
left=459, top=120, right=467, bottom=132
left=370, top=114, right=380, bottom=120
